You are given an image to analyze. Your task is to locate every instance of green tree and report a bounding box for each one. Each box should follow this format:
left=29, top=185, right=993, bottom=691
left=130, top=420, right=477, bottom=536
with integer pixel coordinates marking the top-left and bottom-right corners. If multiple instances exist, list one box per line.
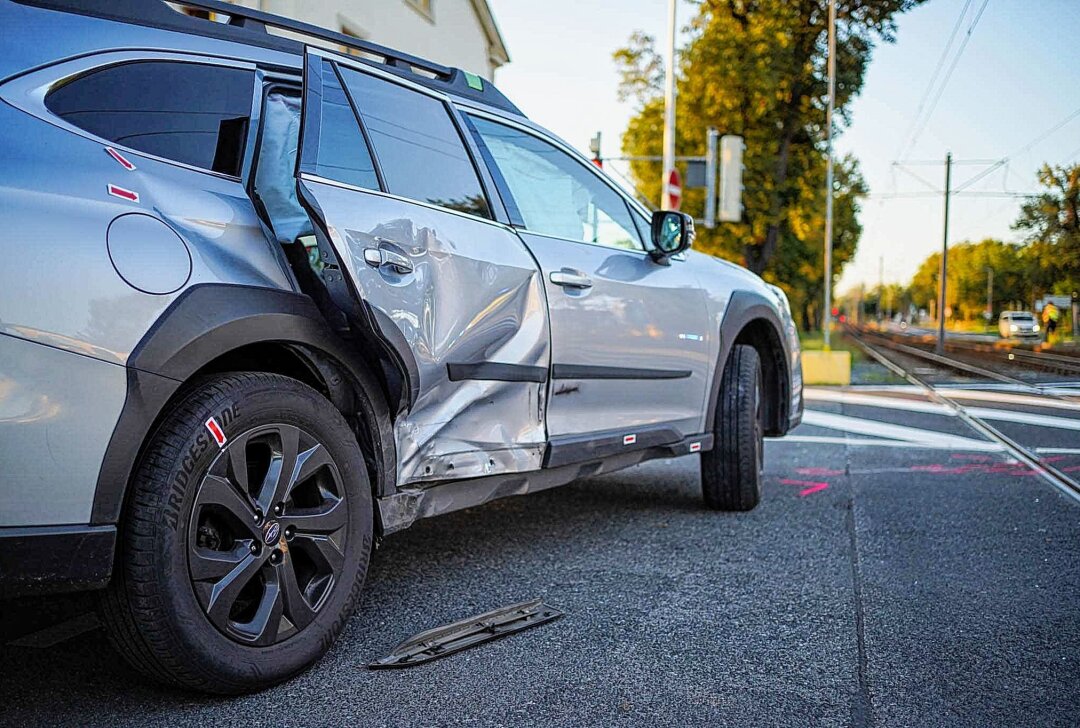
left=906, top=239, right=1031, bottom=322
left=1014, top=163, right=1080, bottom=297
left=614, top=0, right=924, bottom=328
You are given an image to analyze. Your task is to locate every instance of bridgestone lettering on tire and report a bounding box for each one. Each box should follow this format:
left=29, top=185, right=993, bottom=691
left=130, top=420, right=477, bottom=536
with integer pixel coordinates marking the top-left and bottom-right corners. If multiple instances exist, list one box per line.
left=701, top=345, right=764, bottom=511
left=98, top=373, right=373, bottom=694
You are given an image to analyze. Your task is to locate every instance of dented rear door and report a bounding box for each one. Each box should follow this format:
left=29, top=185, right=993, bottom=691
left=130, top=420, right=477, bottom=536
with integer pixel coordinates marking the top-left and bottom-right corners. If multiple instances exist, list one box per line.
left=296, top=49, right=549, bottom=485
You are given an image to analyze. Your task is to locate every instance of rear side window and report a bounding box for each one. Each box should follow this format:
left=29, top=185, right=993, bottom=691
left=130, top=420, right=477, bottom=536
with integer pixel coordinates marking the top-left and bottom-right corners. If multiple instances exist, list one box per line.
left=337, top=67, right=491, bottom=219
left=303, top=60, right=381, bottom=190
left=45, top=61, right=254, bottom=176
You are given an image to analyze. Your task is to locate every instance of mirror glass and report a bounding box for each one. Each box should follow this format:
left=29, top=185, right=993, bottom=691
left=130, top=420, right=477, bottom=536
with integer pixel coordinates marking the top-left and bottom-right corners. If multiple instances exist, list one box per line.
left=657, top=212, right=684, bottom=252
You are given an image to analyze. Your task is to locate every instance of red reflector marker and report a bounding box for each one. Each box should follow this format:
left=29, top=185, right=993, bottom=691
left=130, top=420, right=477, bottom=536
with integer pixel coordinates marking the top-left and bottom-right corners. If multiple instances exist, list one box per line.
left=104, top=146, right=136, bottom=171
left=689, top=442, right=701, bottom=453
left=107, top=184, right=139, bottom=203
left=623, top=434, right=637, bottom=446
left=205, top=417, right=227, bottom=447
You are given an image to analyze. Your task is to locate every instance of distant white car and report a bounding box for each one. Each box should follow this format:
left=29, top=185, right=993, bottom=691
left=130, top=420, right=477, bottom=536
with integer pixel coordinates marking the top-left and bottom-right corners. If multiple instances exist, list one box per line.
left=998, top=311, right=1041, bottom=339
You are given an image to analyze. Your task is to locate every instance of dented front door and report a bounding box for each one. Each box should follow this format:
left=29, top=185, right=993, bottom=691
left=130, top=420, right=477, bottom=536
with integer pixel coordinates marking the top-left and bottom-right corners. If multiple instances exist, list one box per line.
left=297, top=49, right=549, bottom=485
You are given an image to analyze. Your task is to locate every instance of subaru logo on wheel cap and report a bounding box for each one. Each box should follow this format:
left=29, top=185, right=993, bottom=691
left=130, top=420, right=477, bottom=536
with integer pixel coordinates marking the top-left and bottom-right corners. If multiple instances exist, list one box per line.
left=262, top=521, right=281, bottom=545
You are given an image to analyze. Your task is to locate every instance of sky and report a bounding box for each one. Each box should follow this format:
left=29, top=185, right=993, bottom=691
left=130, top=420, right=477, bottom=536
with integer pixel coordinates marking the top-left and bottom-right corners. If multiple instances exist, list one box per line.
left=487, top=0, right=1080, bottom=293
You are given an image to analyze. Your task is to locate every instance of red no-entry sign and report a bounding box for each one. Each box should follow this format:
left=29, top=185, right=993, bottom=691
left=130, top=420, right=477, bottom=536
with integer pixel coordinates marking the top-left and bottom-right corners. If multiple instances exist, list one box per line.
left=666, top=168, right=682, bottom=210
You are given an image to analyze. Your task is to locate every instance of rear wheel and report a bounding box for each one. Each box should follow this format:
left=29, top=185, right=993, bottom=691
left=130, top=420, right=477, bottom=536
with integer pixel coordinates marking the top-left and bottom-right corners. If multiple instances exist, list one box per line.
left=700, top=345, right=764, bottom=511
left=99, top=372, right=372, bottom=694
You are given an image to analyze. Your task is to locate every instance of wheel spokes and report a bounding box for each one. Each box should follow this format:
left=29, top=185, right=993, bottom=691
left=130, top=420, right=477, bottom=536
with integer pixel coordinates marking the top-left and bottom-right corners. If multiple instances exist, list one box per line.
left=293, top=443, right=333, bottom=486
left=187, top=422, right=348, bottom=647
left=294, top=534, right=345, bottom=575
left=286, top=496, right=347, bottom=535
left=190, top=542, right=252, bottom=582
left=254, top=425, right=301, bottom=514
left=225, top=430, right=254, bottom=495
left=204, top=553, right=265, bottom=631
left=243, top=581, right=285, bottom=646
left=197, top=475, right=259, bottom=534
left=278, top=559, right=317, bottom=631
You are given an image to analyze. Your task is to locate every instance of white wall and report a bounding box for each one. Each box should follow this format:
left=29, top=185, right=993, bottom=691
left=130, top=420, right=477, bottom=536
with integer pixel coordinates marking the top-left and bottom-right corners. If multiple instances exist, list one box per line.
left=252, top=0, right=504, bottom=79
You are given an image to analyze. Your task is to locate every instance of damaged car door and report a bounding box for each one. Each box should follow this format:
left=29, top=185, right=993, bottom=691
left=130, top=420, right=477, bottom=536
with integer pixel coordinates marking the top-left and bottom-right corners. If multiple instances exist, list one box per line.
left=295, top=49, right=550, bottom=485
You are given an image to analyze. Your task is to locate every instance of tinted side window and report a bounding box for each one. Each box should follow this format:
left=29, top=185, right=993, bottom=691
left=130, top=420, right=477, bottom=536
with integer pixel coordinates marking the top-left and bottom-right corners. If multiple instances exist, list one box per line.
left=337, top=67, right=491, bottom=219
left=470, top=117, right=642, bottom=250
left=305, top=60, right=380, bottom=190
left=46, top=61, right=254, bottom=175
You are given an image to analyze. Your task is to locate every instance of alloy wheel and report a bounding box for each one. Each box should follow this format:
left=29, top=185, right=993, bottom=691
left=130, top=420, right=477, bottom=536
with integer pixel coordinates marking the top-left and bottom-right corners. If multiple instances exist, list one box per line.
left=186, top=423, right=348, bottom=646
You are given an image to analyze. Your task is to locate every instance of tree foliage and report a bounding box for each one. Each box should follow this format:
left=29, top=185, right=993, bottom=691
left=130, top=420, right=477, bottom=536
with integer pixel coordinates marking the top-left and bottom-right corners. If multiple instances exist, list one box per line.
left=906, top=239, right=1030, bottom=320
left=1014, top=163, right=1080, bottom=295
left=880, top=163, right=1080, bottom=323
left=614, top=0, right=924, bottom=328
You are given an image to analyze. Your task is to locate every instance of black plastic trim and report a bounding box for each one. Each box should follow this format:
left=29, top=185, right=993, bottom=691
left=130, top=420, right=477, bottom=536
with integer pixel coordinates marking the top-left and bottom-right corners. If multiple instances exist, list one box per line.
left=552, top=364, right=691, bottom=380
left=706, top=290, right=794, bottom=435
left=92, top=283, right=398, bottom=524
left=447, top=362, right=548, bottom=383
left=0, top=525, right=116, bottom=597
left=544, top=423, right=686, bottom=468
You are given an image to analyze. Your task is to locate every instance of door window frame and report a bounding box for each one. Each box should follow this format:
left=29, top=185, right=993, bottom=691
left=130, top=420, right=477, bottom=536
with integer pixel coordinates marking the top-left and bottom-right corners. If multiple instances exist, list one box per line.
left=298, top=47, right=510, bottom=226
left=462, top=106, right=657, bottom=257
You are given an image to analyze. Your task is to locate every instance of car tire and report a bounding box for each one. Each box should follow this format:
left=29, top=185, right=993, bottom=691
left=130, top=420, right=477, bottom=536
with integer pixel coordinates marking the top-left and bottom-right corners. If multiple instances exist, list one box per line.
left=700, top=344, right=764, bottom=511
left=99, top=372, right=373, bottom=694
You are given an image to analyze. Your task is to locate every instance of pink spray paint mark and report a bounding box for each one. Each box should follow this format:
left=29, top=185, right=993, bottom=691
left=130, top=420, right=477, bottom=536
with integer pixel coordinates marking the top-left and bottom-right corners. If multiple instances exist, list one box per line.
left=780, top=478, right=830, bottom=497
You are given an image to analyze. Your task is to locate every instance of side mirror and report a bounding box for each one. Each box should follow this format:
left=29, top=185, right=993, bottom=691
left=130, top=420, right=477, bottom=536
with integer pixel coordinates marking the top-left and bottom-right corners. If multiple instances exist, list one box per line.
left=649, top=210, right=695, bottom=263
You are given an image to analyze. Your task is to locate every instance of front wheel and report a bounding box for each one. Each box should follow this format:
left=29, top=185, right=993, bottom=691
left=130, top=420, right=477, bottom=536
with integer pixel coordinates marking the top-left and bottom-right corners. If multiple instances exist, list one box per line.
left=700, top=344, right=764, bottom=511
left=99, top=372, right=373, bottom=694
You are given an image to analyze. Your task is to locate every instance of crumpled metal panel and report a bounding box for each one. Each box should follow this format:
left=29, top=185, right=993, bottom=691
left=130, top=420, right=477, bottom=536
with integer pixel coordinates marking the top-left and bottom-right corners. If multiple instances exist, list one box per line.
left=305, top=178, right=550, bottom=486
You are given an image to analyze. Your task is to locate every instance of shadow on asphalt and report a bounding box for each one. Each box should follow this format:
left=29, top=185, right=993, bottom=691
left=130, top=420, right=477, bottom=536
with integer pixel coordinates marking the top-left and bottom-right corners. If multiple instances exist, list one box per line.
left=0, top=459, right=714, bottom=703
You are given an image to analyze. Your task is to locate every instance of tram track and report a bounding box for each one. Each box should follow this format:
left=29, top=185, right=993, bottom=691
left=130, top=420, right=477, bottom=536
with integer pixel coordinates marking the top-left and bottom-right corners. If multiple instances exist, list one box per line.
left=844, top=326, right=1080, bottom=505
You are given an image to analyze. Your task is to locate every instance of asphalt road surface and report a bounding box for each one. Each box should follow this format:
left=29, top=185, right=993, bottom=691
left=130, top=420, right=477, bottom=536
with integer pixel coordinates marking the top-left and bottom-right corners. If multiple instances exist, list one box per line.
left=2, top=384, right=1079, bottom=727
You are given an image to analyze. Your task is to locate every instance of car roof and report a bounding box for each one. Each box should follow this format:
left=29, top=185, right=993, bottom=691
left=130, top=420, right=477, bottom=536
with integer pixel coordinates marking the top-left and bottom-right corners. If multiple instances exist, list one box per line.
left=10, top=0, right=524, bottom=117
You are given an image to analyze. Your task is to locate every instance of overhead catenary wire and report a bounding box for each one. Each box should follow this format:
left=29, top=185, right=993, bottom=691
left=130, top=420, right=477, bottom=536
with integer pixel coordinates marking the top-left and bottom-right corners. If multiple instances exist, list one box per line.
left=952, top=104, right=1080, bottom=192
left=894, top=0, right=974, bottom=161
left=905, top=0, right=991, bottom=155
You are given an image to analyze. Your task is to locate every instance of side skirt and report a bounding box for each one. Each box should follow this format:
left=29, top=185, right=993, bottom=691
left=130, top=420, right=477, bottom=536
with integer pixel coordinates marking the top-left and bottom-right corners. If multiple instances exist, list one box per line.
left=377, top=432, right=713, bottom=534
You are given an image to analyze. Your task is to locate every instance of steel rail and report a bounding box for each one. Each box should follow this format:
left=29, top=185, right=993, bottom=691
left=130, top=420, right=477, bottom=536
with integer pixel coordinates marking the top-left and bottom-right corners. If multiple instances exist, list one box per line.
left=845, top=328, right=1080, bottom=505
left=853, top=327, right=1036, bottom=389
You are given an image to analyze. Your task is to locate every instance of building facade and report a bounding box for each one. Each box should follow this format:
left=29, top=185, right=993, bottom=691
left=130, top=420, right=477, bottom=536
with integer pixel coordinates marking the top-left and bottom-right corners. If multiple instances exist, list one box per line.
left=222, top=0, right=509, bottom=79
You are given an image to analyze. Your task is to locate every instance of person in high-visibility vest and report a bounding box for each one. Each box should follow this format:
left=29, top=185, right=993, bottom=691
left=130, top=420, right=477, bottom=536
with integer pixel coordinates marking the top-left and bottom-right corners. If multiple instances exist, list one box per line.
left=1042, top=302, right=1061, bottom=339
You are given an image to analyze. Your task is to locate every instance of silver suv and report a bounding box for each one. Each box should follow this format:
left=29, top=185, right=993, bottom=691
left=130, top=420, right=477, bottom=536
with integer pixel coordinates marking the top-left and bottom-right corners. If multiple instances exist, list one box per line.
left=0, top=0, right=801, bottom=693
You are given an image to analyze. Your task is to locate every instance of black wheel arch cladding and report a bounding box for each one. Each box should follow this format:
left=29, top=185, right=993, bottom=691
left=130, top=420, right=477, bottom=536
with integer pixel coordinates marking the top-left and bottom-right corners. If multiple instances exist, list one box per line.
left=708, top=289, right=793, bottom=437
left=92, top=283, right=398, bottom=528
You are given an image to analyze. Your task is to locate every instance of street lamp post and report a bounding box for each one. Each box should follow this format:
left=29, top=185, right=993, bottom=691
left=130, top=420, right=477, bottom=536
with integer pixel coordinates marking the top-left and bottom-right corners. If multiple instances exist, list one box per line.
left=661, top=0, right=677, bottom=210
left=822, top=0, right=836, bottom=349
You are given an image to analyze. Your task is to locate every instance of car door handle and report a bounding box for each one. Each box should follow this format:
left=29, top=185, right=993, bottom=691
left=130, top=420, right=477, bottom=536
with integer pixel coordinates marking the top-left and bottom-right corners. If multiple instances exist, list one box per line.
left=549, top=270, right=592, bottom=289
left=363, top=247, right=414, bottom=274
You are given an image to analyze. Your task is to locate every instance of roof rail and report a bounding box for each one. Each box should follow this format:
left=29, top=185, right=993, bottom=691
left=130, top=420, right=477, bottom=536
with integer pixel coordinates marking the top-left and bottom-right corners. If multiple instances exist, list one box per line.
left=12, top=0, right=522, bottom=114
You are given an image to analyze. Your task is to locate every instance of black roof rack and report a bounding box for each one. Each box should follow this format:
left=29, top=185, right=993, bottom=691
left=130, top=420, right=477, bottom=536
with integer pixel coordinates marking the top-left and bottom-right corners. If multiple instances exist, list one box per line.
left=13, top=0, right=522, bottom=114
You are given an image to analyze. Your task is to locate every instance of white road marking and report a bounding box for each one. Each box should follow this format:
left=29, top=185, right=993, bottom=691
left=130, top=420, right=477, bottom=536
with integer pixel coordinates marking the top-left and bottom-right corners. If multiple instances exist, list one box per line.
left=799, top=410, right=1002, bottom=451
left=804, top=388, right=1080, bottom=430
left=935, top=388, right=1080, bottom=412
left=773, top=435, right=1003, bottom=451
left=804, top=389, right=954, bottom=415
